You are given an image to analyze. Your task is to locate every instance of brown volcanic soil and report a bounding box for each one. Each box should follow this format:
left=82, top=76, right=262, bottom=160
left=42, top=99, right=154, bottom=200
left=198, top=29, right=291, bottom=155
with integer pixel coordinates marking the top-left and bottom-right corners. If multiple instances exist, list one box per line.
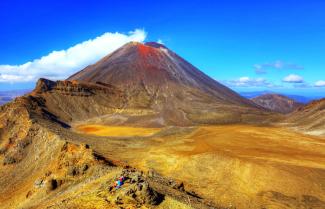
left=286, top=98, right=325, bottom=135
left=251, top=94, right=303, bottom=114
left=73, top=124, right=325, bottom=209
left=0, top=96, right=213, bottom=209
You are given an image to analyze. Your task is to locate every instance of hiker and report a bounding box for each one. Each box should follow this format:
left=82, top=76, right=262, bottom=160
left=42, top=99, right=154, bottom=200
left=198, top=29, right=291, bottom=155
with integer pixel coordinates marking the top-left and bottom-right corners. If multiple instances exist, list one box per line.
left=114, top=176, right=124, bottom=189
left=113, top=180, right=118, bottom=188
left=119, top=176, right=124, bottom=182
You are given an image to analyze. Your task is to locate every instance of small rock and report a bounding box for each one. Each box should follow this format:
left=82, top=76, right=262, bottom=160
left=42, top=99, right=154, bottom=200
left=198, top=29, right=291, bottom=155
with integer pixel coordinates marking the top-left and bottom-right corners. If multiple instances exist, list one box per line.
left=137, top=183, right=143, bottom=191
left=175, top=181, right=185, bottom=191
left=47, top=179, right=58, bottom=191
left=67, top=166, right=78, bottom=176
left=45, top=171, right=52, bottom=176
left=26, top=190, right=33, bottom=198
left=131, top=174, right=140, bottom=183
left=81, top=164, right=89, bottom=172
left=108, top=186, right=114, bottom=191
left=186, top=190, right=201, bottom=199
left=0, top=147, right=7, bottom=155
left=115, top=195, right=123, bottom=205
left=34, top=179, right=44, bottom=188
left=110, top=170, right=164, bottom=206
left=47, top=178, right=63, bottom=191
left=147, top=169, right=155, bottom=178
left=3, top=155, right=16, bottom=165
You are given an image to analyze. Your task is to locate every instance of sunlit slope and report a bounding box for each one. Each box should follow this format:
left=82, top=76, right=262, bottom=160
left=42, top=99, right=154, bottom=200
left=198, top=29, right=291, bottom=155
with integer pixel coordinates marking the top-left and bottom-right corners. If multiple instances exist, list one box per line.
left=0, top=100, right=198, bottom=209
left=70, top=124, right=325, bottom=209
left=287, top=98, right=325, bottom=136
left=76, top=124, right=161, bottom=137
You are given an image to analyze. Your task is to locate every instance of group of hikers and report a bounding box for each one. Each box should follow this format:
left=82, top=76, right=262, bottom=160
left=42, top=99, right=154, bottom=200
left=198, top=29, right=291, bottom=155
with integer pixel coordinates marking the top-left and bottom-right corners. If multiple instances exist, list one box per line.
left=113, top=176, right=125, bottom=189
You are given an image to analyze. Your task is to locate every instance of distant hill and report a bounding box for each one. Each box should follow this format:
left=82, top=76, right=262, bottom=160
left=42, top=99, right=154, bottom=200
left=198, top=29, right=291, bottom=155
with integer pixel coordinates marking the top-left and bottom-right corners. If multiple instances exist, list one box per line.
left=0, top=89, right=31, bottom=105
left=287, top=98, right=325, bottom=135
left=240, top=91, right=320, bottom=104
left=239, top=91, right=274, bottom=99
left=251, top=94, right=303, bottom=114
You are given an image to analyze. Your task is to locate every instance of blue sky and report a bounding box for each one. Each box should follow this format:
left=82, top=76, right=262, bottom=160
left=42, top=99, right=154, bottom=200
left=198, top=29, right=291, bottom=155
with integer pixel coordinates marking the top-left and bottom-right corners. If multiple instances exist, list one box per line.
left=0, top=0, right=325, bottom=96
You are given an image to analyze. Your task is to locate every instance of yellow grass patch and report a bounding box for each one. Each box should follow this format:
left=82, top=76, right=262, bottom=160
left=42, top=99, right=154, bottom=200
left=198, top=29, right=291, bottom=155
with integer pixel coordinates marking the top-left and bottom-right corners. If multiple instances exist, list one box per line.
left=83, top=125, right=325, bottom=208
left=75, top=124, right=161, bottom=137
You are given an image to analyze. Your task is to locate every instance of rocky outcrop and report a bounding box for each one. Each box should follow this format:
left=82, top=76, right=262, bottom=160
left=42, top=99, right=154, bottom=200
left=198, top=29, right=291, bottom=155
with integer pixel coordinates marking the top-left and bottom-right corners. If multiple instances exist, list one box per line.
left=107, top=169, right=164, bottom=207
left=0, top=97, right=215, bottom=208
left=29, top=78, right=127, bottom=124
left=0, top=97, right=33, bottom=165
left=34, top=78, right=121, bottom=97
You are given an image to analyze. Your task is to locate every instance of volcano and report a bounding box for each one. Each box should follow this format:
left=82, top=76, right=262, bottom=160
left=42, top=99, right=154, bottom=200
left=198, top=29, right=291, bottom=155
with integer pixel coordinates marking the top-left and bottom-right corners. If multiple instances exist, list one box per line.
left=67, top=42, right=269, bottom=126
left=69, top=42, right=251, bottom=106
left=2, top=42, right=323, bottom=209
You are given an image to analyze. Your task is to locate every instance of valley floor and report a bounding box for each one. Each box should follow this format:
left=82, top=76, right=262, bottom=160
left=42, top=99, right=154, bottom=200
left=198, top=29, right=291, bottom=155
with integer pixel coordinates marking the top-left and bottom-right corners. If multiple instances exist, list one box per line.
left=73, top=124, right=325, bottom=209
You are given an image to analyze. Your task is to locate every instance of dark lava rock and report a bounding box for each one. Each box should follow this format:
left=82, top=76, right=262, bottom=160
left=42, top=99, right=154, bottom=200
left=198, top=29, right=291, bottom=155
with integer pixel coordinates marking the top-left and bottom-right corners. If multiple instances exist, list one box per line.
left=47, top=179, right=58, bottom=191
left=3, top=155, right=16, bottom=165
left=47, top=179, right=64, bottom=191
left=67, top=166, right=78, bottom=176
left=147, top=168, right=156, bottom=178
left=81, top=164, right=89, bottom=172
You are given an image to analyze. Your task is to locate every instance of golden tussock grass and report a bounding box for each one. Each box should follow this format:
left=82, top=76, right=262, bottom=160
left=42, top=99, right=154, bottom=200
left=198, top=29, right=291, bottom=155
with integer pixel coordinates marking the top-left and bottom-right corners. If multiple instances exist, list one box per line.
left=72, top=124, right=325, bottom=208
left=75, top=124, right=161, bottom=137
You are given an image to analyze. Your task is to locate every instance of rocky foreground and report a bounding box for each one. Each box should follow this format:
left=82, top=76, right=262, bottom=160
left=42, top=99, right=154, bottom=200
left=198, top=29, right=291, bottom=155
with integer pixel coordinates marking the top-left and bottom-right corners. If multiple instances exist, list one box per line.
left=0, top=95, right=220, bottom=209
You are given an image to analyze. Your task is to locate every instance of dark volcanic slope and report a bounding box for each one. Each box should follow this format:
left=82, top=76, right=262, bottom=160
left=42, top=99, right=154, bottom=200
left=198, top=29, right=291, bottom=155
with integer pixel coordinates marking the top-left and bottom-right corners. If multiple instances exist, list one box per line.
left=251, top=94, right=303, bottom=114
left=68, top=42, right=272, bottom=125
left=69, top=42, right=255, bottom=107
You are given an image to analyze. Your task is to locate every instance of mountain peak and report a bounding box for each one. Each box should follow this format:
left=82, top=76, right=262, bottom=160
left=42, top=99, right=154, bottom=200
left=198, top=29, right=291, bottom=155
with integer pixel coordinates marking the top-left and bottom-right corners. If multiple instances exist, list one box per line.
left=68, top=42, right=263, bottom=125
left=145, top=42, right=167, bottom=49
left=123, top=41, right=168, bottom=53
left=124, top=41, right=166, bottom=48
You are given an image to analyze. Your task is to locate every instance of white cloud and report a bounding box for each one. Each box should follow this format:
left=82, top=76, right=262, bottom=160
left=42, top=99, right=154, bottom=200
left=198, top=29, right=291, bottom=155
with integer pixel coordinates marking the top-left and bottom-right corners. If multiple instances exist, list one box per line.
left=254, top=60, right=304, bottom=74
left=282, top=74, right=304, bottom=83
left=226, top=76, right=272, bottom=87
left=157, top=39, right=164, bottom=44
left=0, top=29, right=147, bottom=83
left=315, top=80, right=325, bottom=87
